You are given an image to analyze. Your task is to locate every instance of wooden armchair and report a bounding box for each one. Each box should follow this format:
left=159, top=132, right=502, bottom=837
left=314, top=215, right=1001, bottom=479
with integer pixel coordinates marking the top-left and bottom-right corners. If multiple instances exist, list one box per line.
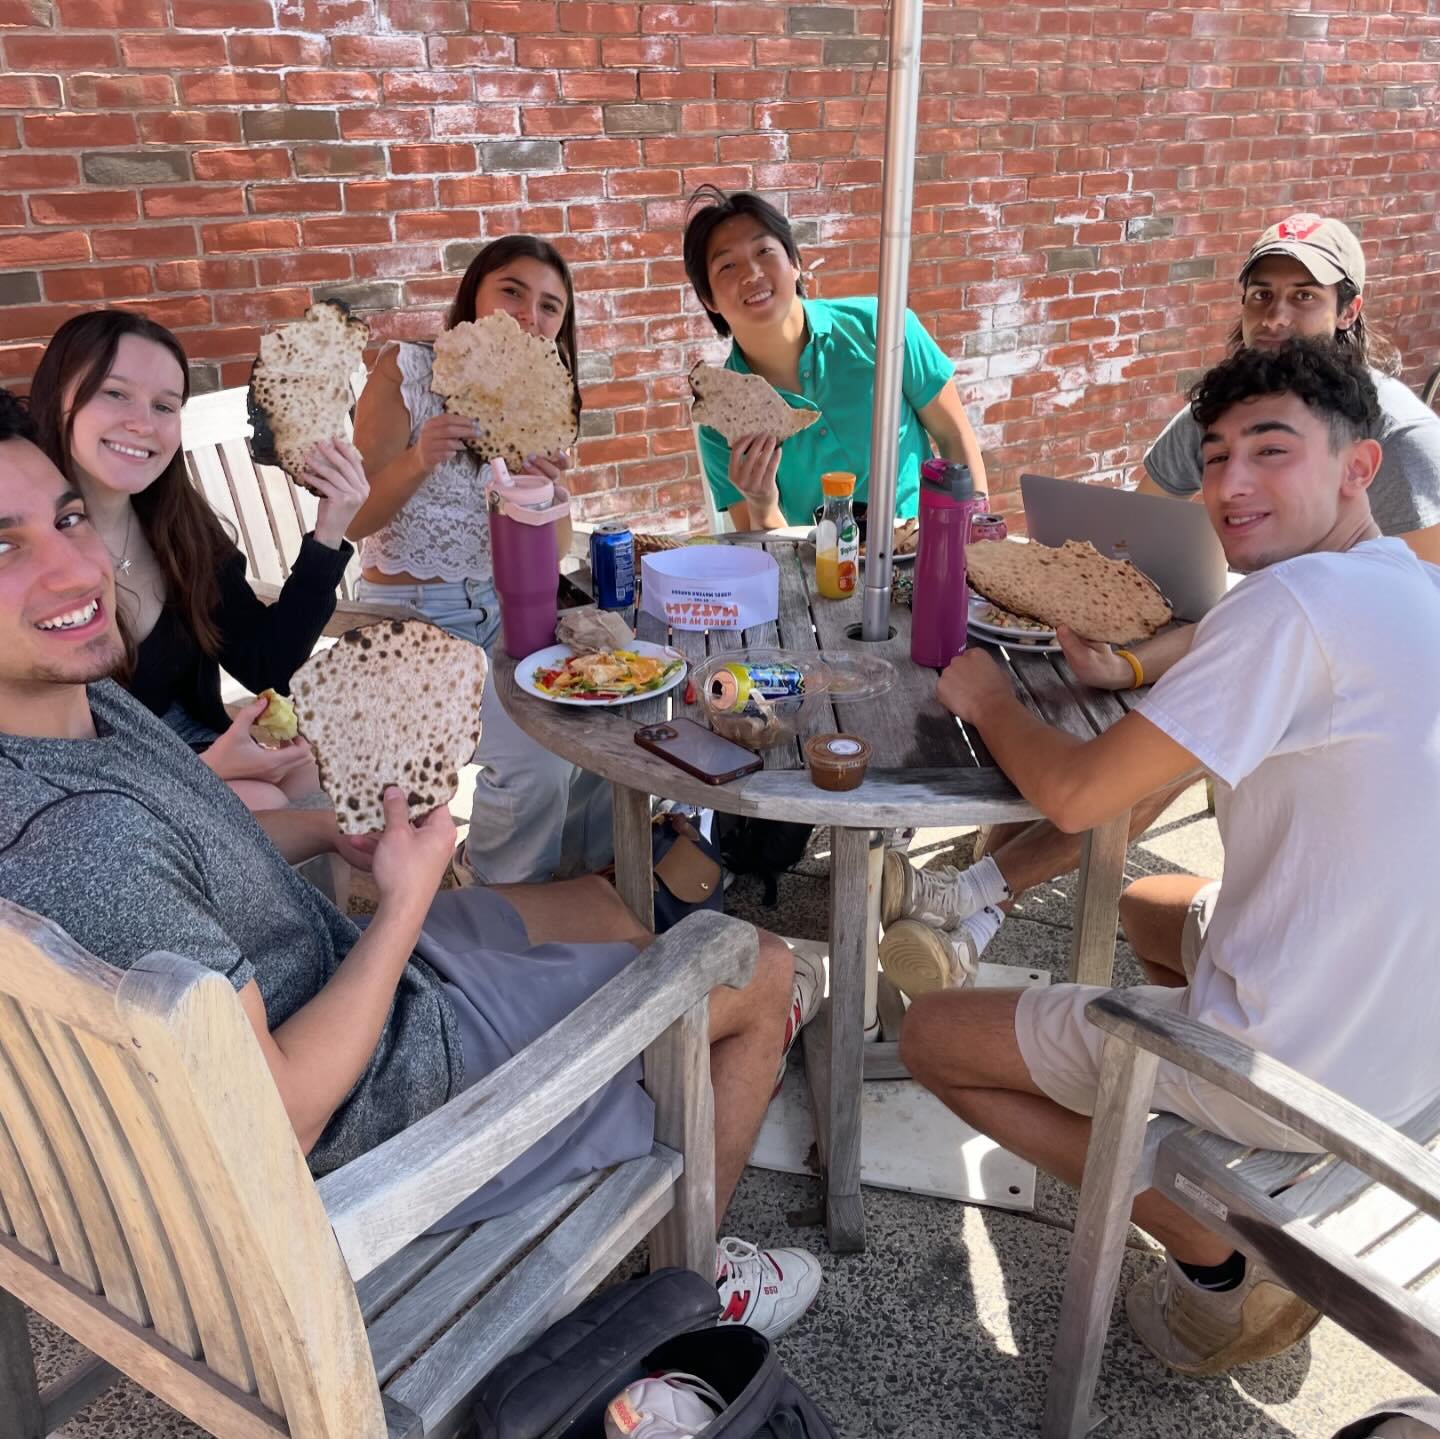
left=0, top=901, right=754, bottom=1439
left=1044, top=990, right=1440, bottom=1439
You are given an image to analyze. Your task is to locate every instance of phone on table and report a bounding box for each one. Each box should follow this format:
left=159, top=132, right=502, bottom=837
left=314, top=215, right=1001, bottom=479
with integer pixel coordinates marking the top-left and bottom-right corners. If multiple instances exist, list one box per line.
left=634, top=718, right=763, bottom=785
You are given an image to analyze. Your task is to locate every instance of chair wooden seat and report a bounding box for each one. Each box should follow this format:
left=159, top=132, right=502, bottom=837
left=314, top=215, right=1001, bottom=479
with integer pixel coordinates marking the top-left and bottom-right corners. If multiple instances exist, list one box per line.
left=0, top=902, right=754, bottom=1438
left=1044, top=989, right=1440, bottom=1439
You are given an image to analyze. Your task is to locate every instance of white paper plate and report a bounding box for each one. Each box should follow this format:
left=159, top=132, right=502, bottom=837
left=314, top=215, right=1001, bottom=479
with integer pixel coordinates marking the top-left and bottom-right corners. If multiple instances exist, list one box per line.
left=515, top=640, right=687, bottom=708
left=967, top=625, right=1063, bottom=654
left=967, top=592, right=1057, bottom=643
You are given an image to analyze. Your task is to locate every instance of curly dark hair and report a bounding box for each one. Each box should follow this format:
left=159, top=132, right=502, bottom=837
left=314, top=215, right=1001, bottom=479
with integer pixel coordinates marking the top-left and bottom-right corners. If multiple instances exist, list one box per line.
left=0, top=387, right=37, bottom=445
left=1190, top=338, right=1381, bottom=452
left=682, top=185, right=804, bottom=337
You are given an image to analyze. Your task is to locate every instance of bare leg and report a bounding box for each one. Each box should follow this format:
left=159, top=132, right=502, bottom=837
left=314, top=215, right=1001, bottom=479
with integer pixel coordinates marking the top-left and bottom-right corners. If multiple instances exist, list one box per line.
left=491, top=875, right=791, bottom=1221
left=899, top=987, right=1232, bottom=1265
left=1118, top=874, right=1212, bottom=986
left=989, top=778, right=1195, bottom=903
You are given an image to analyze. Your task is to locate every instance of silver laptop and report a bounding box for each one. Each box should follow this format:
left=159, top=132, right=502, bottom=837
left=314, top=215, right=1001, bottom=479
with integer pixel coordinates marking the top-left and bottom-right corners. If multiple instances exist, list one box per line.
left=1020, top=473, right=1229, bottom=622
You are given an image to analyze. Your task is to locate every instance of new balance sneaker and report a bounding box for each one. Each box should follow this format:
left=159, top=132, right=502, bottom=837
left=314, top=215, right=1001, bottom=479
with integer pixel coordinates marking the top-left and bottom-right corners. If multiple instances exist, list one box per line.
left=880, top=849, right=1009, bottom=930
left=877, top=906, right=1002, bottom=1000
left=774, top=943, right=826, bottom=1094
left=715, top=1237, right=822, bottom=1340
left=1125, top=1253, right=1321, bottom=1375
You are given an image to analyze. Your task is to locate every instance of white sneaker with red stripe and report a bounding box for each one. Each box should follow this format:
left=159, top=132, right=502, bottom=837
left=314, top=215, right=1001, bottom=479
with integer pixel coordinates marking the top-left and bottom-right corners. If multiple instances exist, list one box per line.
left=773, top=943, right=826, bottom=1095
left=714, top=1237, right=822, bottom=1341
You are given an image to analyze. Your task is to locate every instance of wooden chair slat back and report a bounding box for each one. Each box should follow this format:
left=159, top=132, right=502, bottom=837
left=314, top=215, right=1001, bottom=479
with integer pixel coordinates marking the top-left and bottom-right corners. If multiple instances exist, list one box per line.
left=0, top=903, right=386, bottom=1438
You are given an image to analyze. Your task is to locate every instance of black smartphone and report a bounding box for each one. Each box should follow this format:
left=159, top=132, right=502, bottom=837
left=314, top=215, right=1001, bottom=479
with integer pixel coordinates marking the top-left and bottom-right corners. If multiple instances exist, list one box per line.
left=634, top=718, right=764, bottom=785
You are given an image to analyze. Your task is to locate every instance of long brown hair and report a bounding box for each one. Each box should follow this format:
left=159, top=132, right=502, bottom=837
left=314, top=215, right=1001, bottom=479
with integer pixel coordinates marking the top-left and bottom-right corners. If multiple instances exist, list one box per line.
left=1227, top=278, right=1402, bottom=377
left=28, top=310, right=234, bottom=657
left=446, top=235, right=583, bottom=416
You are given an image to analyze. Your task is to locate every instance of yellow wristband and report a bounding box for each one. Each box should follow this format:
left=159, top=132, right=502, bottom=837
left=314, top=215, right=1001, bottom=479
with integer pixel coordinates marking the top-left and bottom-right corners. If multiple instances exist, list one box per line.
left=1115, top=648, right=1144, bottom=690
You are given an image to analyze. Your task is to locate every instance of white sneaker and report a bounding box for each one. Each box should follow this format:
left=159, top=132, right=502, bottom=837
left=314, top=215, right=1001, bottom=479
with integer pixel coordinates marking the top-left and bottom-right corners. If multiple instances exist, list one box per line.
left=774, top=943, right=826, bottom=1094
left=878, top=905, right=1003, bottom=1000
left=715, top=1237, right=821, bottom=1340
left=881, top=850, right=1007, bottom=930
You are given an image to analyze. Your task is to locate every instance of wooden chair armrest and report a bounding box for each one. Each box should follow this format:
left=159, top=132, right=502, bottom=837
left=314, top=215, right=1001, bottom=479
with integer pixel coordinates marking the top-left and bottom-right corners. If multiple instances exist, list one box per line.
left=319, top=910, right=757, bottom=1279
left=1085, top=990, right=1440, bottom=1218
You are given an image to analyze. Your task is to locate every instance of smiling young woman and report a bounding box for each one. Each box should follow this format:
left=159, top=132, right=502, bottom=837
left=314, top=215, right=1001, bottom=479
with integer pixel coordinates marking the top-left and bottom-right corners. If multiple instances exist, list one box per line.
left=27, top=309, right=369, bottom=809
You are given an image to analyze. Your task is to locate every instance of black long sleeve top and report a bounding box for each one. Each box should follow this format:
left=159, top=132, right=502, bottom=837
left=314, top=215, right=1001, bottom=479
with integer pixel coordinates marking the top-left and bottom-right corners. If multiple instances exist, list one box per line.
left=129, top=533, right=353, bottom=736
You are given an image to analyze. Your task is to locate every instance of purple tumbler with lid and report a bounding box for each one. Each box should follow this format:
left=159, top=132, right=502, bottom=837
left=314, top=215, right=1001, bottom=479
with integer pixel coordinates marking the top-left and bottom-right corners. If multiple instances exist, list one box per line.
left=486, top=458, right=572, bottom=659
left=910, top=457, right=987, bottom=668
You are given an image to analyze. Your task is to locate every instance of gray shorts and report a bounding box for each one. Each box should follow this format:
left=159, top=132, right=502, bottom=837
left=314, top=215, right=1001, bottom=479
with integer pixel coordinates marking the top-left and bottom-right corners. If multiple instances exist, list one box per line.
left=1015, top=882, right=1315, bottom=1152
left=414, top=886, right=656, bottom=1229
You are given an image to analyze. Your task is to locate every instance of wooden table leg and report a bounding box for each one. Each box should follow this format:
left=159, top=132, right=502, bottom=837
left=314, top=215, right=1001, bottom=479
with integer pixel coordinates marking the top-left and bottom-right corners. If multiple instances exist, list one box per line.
left=1068, top=811, right=1129, bottom=988
left=810, top=825, right=875, bottom=1253
left=616, top=784, right=718, bottom=1279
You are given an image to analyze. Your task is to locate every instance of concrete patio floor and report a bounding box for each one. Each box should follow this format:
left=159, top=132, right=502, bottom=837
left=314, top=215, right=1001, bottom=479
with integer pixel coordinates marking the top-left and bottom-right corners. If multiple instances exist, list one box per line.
left=24, top=783, right=1435, bottom=1436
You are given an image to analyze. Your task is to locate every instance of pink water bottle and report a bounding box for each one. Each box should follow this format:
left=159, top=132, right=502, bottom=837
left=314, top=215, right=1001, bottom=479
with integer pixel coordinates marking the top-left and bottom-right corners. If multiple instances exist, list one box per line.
left=486, top=459, right=571, bottom=659
left=910, top=457, right=986, bottom=668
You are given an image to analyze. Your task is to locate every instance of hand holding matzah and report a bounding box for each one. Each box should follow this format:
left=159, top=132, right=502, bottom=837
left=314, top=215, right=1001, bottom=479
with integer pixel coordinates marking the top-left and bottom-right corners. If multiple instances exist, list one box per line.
left=367, top=786, right=459, bottom=909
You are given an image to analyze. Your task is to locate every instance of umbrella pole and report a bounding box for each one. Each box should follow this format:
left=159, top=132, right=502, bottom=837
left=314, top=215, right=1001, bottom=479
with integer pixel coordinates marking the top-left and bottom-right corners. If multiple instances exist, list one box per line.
left=860, top=0, right=925, bottom=642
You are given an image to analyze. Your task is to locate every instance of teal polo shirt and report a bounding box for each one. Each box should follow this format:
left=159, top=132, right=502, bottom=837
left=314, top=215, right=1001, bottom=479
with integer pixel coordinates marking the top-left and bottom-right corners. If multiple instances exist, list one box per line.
left=697, top=296, right=955, bottom=526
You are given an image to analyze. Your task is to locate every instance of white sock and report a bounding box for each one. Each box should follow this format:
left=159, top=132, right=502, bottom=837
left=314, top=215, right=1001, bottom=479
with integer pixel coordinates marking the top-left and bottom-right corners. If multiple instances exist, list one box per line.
left=969, top=854, right=1011, bottom=907
left=954, top=904, right=1003, bottom=960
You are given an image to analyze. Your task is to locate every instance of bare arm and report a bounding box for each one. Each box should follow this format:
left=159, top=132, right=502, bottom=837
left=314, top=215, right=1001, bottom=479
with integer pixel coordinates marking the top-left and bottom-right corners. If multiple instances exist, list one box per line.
left=1396, top=523, right=1440, bottom=566
left=1056, top=622, right=1196, bottom=690
left=936, top=649, right=1200, bottom=834
left=239, top=789, right=457, bottom=1154
left=917, top=380, right=988, bottom=495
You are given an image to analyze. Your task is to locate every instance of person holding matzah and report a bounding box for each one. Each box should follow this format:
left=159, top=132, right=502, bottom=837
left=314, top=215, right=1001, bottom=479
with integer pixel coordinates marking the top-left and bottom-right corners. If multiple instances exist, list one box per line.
left=26, top=309, right=369, bottom=812
left=349, top=235, right=607, bottom=887
left=681, top=186, right=989, bottom=531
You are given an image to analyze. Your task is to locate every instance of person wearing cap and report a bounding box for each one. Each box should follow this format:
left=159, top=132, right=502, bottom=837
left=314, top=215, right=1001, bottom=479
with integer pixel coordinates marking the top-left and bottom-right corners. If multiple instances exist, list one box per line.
left=1139, top=212, right=1440, bottom=563
left=681, top=185, right=988, bottom=531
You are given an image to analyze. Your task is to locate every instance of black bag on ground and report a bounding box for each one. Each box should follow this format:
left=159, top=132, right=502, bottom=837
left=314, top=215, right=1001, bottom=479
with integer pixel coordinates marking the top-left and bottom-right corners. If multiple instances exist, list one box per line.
left=473, top=1268, right=840, bottom=1439
left=711, top=814, right=814, bottom=909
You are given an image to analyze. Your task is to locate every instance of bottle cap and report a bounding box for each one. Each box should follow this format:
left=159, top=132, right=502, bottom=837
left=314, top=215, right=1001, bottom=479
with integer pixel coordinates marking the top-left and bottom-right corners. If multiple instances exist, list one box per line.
left=919, top=458, right=976, bottom=501
left=820, top=471, right=857, bottom=498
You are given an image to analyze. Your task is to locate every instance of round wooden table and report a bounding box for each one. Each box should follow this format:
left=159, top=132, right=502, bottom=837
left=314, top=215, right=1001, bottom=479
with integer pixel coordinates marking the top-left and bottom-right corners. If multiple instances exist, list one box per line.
left=494, top=539, right=1133, bottom=1251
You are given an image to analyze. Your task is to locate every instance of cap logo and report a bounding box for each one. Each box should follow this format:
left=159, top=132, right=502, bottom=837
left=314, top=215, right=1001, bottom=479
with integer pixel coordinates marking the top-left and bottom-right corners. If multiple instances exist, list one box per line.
left=1276, top=214, right=1325, bottom=241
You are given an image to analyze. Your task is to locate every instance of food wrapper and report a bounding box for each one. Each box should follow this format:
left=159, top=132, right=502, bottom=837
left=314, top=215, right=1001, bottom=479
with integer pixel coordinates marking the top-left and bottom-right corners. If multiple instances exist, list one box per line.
left=555, top=606, right=635, bottom=651
left=641, top=545, right=779, bottom=632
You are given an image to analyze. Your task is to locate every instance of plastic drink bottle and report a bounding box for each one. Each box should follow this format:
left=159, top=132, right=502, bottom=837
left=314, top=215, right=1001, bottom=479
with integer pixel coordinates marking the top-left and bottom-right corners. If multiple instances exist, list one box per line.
left=910, top=457, right=985, bottom=668
left=486, top=458, right=572, bottom=658
left=814, top=471, right=859, bottom=599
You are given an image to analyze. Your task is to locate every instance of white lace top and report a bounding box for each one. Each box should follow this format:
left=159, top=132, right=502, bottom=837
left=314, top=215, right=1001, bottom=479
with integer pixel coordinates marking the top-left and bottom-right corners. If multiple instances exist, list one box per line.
left=358, top=341, right=493, bottom=583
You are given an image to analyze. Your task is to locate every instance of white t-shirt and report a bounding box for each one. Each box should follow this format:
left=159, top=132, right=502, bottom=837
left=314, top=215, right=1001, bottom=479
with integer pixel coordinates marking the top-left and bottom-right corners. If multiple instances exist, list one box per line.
left=1137, top=538, right=1440, bottom=1130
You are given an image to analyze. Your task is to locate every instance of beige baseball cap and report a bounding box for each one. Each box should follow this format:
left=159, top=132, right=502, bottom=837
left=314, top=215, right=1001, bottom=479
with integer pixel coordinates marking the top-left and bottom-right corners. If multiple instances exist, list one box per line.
left=1240, top=212, right=1366, bottom=292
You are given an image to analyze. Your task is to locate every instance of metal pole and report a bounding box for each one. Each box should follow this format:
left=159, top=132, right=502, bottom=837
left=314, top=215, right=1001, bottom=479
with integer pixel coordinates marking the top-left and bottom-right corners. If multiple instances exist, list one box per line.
left=860, top=0, right=925, bottom=642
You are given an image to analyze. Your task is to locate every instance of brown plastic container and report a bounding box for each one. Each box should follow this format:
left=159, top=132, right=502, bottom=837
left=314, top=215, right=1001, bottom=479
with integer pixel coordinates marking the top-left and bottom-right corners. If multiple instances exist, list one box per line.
left=804, top=733, right=872, bottom=791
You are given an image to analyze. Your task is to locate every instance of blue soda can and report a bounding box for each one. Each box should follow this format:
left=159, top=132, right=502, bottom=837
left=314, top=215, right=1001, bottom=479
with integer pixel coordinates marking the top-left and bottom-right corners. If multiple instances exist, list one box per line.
left=707, top=661, right=806, bottom=714
left=590, top=523, right=636, bottom=609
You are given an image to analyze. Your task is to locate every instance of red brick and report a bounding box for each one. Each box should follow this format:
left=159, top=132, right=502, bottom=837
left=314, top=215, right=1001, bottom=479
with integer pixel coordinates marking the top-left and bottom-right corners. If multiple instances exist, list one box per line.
left=92, top=225, right=196, bottom=260
left=353, top=243, right=442, bottom=279
left=43, top=265, right=151, bottom=301
left=120, top=34, right=227, bottom=68
left=4, top=34, right=118, bottom=69
left=66, top=73, right=177, bottom=108
left=249, top=181, right=344, bottom=214
left=155, top=258, right=258, bottom=291
left=228, top=34, right=329, bottom=67
left=608, top=167, right=682, bottom=197
left=194, top=148, right=292, bottom=181
left=517, top=36, right=600, bottom=67
left=715, top=4, right=784, bottom=34
left=340, top=109, right=433, bottom=140
left=639, top=69, right=709, bottom=100
left=139, top=112, right=242, bottom=145
left=302, top=214, right=392, bottom=246
left=23, top=113, right=138, bottom=148
left=214, top=289, right=312, bottom=324
left=390, top=143, right=477, bottom=174
left=29, top=190, right=139, bottom=225
left=4, top=155, right=80, bottom=187
left=180, top=72, right=284, bottom=106
left=679, top=36, right=753, bottom=66
left=429, top=34, right=514, bottom=67
left=396, top=211, right=481, bottom=240
left=343, top=178, right=435, bottom=212
left=522, top=105, right=604, bottom=136
left=468, top=1, right=556, bottom=31
left=57, top=0, right=164, bottom=20
left=640, top=4, right=711, bottom=34
left=715, top=71, right=782, bottom=100
left=0, top=75, right=61, bottom=107
left=561, top=70, right=639, bottom=101
left=432, top=105, right=521, bottom=138
left=285, top=71, right=380, bottom=105
left=200, top=219, right=303, bottom=253
left=172, top=0, right=273, bottom=23
left=564, top=137, right=643, bottom=168
left=331, top=35, right=426, bottom=66
left=255, top=253, right=352, bottom=286
left=558, top=2, right=637, bottom=32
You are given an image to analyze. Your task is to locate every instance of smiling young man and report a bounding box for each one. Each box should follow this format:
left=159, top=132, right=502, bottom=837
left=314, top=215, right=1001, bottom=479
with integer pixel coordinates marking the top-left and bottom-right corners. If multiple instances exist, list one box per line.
left=899, top=341, right=1440, bottom=1373
left=0, top=389, right=823, bottom=1340
left=682, top=187, right=987, bottom=530
left=1138, top=213, right=1440, bottom=563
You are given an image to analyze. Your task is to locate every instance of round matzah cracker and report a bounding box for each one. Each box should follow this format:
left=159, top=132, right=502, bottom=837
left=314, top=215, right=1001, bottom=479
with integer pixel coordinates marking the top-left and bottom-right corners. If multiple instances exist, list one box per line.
left=688, top=363, right=821, bottom=445
left=290, top=620, right=488, bottom=835
left=430, top=312, right=579, bottom=471
left=965, top=538, right=1172, bottom=645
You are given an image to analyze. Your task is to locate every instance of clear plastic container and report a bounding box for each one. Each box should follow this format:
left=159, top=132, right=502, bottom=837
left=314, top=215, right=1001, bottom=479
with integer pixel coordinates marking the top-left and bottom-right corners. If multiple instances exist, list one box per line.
left=805, top=733, right=872, bottom=791
left=816, top=650, right=896, bottom=704
left=692, top=648, right=832, bottom=752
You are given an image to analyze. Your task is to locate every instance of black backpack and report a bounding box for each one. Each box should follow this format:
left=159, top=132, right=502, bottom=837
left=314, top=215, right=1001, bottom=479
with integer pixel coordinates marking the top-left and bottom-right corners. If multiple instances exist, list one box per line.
left=712, top=815, right=814, bottom=909
left=474, top=1268, right=840, bottom=1438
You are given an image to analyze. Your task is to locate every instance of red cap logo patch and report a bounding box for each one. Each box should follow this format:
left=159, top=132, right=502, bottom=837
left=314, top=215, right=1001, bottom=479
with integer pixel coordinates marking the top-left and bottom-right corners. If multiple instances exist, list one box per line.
left=1275, top=214, right=1325, bottom=242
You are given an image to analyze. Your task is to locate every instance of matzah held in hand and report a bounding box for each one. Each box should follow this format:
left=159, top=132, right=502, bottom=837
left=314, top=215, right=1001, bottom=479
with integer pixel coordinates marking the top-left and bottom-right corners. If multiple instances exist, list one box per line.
left=965, top=538, right=1172, bottom=645
left=688, top=363, right=821, bottom=445
left=430, top=311, right=580, bottom=470
left=247, top=301, right=370, bottom=492
left=290, top=620, right=487, bottom=835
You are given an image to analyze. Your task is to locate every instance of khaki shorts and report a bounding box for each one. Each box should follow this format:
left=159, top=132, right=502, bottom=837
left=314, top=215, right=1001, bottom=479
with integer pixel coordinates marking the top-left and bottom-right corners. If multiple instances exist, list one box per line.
left=1015, top=882, right=1315, bottom=1152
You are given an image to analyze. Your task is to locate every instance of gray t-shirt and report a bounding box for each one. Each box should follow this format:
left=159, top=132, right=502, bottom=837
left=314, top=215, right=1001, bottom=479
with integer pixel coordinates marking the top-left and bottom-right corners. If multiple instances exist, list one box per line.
left=1144, top=368, right=1440, bottom=537
left=0, top=681, right=463, bottom=1176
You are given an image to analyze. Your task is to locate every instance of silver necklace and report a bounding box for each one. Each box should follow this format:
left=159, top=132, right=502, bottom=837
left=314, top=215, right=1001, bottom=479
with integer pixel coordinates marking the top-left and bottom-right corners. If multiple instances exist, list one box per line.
left=107, top=507, right=136, bottom=576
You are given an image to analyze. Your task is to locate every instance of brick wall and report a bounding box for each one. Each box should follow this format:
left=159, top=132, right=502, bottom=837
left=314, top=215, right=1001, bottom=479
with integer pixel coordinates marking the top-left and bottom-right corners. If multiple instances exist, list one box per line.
left=2, top=0, right=1438, bottom=529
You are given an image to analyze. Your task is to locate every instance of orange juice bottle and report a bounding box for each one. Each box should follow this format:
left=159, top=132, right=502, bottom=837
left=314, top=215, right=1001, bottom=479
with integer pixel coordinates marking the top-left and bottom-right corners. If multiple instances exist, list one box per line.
left=814, top=471, right=859, bottom=599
